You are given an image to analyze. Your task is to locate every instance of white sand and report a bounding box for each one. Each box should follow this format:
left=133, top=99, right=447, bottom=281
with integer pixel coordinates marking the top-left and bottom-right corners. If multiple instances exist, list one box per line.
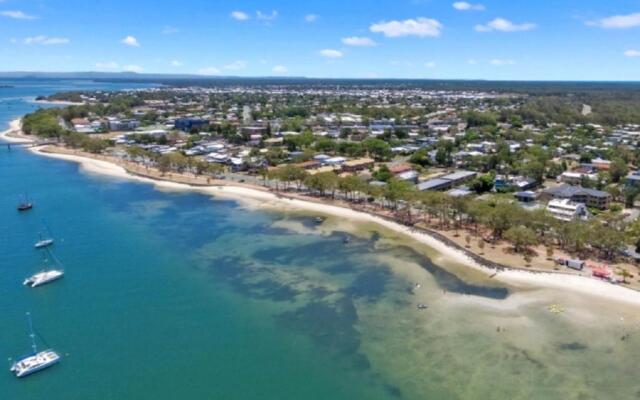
left=30, top=146, right=640, bottom=307
left=0, top=118, right=33, bottom=143
left=32, top=99, right=85, bottom=106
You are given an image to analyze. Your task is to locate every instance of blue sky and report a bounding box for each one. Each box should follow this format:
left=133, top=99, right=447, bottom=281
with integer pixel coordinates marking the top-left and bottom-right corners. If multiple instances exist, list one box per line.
left=1, top=0, right=640, bottom=80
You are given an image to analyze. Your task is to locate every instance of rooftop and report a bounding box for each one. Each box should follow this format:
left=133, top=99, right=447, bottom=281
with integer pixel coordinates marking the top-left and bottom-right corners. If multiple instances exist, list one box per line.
left=544, top=184, right=610, bottom=199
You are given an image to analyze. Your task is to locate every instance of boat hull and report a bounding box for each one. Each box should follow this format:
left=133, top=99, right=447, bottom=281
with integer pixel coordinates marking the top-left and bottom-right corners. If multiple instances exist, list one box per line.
left=34, top=239, right=54, bottom=249
left=11, top=350, right=60, bottom=378
left=24, top=270, right=64, bottom=288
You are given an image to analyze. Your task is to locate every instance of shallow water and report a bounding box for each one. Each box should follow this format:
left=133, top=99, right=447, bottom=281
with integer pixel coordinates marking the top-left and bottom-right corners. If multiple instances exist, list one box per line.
left=2, top=80, right=640, bottom=400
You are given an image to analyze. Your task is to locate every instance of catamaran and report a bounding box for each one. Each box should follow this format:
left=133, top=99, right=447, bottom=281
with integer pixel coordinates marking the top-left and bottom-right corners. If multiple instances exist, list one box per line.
left=10, top=313, right=60, bottom=378
left=34, top=222, right=55, bottom=249
left=24, top=249, right=64, bottom=288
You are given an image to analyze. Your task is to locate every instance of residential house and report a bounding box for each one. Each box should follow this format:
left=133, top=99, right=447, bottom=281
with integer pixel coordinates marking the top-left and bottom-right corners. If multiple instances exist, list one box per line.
left=175, top=118, right=209, bottom=132
left=341, top=158, right=375, bottom=173
left=541, top=184, right=611, bottom=210
left=417, top=170, right=477, bottom=192
left=108, top=119, right=140, bottom=131
left=547, top=199, right=590, bottom=222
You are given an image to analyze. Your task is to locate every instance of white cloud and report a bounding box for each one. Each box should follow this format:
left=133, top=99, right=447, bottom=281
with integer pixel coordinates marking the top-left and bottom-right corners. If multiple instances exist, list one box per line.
left=121, top=35, right=140, bottom=47
left=587, top=13, right=640, bottom=29
left=475, top=18, right=536, bottom=32
left=320, top=49, right=344, bottom=58
left=95, top=61, right=120, bottom=70
left=224, top=60, right=247, bottom=70
left=342, top=36, right=377, bottom=46
left=467, top=59, right=478, bottom=65
left=272, top=65, right=288, bottom=73
left=198, top=67, right=221, bottom=75
left=452, top=2, right=485, bottom=11
left=230, top=11, right=249, bottom=21
left=425, top=61, right=436, bottom=68
left=162, top=26, right=179, bottom=34
left=490, top=59, right=515, bottom=66
left=390, top=60, right=415, bottom=67
left=624, top=49, right=640, bottom=57
left=256, top=10, right=278, bottom=21
left=0, top=10, right=37, bottom=20
left=170, top=60, right=183, bottom=67
left=23, top=36, right=70, bottom=45
left=305, top=14, right=318, bottom=23
left=123, top=65, right=143, bottom=73
left=370, top=18, right=443, bottom=38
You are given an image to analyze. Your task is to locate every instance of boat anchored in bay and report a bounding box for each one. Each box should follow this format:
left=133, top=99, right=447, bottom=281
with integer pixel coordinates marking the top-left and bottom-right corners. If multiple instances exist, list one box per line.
left=34, top=221, right=55, bottom=249
left=10, top=313, right=60, bottom=378
left=17, top=193, right=33, bottom=212
left=24, top=249, right=64, bottom=288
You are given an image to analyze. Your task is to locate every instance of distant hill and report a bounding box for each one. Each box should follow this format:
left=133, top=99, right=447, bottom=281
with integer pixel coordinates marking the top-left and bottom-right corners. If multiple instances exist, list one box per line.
left=1, top=71, right=639, bottom=94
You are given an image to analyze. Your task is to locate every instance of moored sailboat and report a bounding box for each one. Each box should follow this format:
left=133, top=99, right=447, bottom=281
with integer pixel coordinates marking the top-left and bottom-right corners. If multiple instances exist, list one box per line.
left=34, top=222, right=55, bottom=249
left=17, top=194, right=33, bottom=212
left=24, top=249, right=64, bottom=288
left=10, top=313, right=60, bottom=378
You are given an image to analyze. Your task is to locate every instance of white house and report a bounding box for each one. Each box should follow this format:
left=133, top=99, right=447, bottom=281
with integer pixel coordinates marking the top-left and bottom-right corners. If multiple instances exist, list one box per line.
left=546, top=199, right=590, bottom=222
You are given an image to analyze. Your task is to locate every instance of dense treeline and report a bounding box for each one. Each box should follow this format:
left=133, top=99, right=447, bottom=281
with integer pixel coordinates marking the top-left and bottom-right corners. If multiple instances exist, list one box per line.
left=504, top=95, right=640, bottom=126
left=21, top=108, right=109, bottom=153
left=262, top=167, right=632, bottom=265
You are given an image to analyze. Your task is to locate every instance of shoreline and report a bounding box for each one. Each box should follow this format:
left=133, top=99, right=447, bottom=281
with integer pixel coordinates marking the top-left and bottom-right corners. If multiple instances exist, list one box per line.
left=0, top=118, right=33, bottom=143
left=33, top=99, right=85, bottom=106
left=27, top=144, right=640, bottom=307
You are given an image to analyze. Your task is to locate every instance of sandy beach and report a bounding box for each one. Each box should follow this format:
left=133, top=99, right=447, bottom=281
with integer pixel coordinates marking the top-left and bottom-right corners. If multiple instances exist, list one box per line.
left=0, top=118, right=33, bottom=143
left=27, top=145, right=640, bottom=307
left=33, top=99, right=85, bottom=106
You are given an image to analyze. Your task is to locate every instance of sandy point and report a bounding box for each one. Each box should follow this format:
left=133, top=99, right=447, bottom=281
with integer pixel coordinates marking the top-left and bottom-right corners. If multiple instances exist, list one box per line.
left=0, top=118, right=34, bottom=143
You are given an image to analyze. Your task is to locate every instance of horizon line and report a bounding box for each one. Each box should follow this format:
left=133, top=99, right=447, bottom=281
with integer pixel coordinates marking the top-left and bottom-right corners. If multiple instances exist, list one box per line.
left=1, top=71, right=640, bottom=84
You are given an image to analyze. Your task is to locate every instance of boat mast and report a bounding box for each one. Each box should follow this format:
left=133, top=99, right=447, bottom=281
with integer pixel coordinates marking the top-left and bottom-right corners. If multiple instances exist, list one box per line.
left=41, top=219, right=53, bottom=238
left=26, top=313, right=38, bottom=355
left=41, top=250, right=50, bottom=272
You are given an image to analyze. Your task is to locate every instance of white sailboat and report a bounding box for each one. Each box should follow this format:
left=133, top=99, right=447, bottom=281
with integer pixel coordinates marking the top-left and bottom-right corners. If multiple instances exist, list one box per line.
left=34, top=235, right=54, bottom=249
left=24, top=249, right=64, bottom=288
left=33, top=221, right=55, bottom=249
left=10, top=313, right=60, bottom=378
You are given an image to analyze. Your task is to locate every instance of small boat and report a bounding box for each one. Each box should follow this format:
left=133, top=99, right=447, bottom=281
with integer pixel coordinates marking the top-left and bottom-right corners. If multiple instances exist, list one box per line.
left=343, top=236, right=351, bottom=244
left=34, top=238, right=54, bottom=249
left=24, top=249, right=64, bottom=288
left=417, top=304, right=428, bottom=310
left=17, top=203, right=34, bottom=211
left=315, top=217, right=324, bottom=223
left=10, top=313, right=60, bottom=378
left=17, top=194, right=34, bottom=212
left=34, top=223, right=55, bottom=249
